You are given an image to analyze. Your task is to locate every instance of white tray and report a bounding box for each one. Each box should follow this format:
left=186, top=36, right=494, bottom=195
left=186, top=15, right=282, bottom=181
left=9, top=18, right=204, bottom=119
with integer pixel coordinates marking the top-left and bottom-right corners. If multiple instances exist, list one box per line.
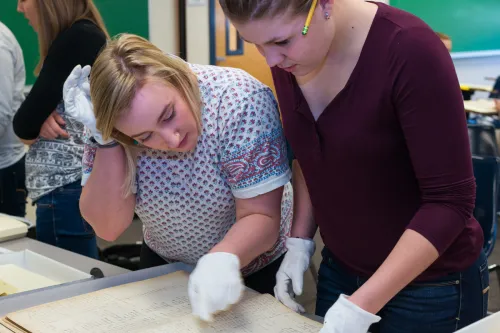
left=456, top=311, right=500, bottom=332
left=0, top=250, right=92, bottom=295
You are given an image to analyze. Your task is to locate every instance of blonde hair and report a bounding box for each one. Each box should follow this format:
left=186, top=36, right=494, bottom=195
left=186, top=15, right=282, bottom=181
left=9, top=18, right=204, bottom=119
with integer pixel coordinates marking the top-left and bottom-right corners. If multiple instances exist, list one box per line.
left=89, top=33, right=202, bottom=196
left=436, top=32, right=451, bottom=41
left=34, top=0, right=109, bottom=75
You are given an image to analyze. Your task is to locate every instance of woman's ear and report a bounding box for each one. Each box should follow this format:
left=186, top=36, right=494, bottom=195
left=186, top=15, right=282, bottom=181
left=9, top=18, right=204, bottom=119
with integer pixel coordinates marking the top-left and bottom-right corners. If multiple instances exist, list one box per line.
left=320, top=0, right=334, bottom=10
left=320, top=0, right=334, bottom=19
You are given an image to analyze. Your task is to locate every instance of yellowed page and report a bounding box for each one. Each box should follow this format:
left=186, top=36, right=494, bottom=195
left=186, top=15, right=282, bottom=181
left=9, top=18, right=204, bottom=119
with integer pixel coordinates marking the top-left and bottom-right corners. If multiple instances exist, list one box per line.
left=6, top=271, right=321, bottom=333
left=0, top=280, right=18, bottom=296
left=0, top=323, right=13, bottom=333
left=141, top=294, right=322, bottom=333
left=0, top=265, right=58, bottom=293
left=0, top=323, right=14, bottom=333
left=0, top=320, right=26, bottom=333
left=7, top=271, right=191, bottom=332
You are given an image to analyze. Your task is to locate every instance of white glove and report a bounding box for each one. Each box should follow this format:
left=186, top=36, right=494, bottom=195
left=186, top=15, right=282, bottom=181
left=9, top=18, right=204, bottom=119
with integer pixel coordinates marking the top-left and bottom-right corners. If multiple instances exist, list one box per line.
left=274, top=237, right=316, bottom=313
left=319, top=295, right=381, bottom=333
left=63, top=64, right=113, bottom=145
left=188, top=252, right=244, bottom=322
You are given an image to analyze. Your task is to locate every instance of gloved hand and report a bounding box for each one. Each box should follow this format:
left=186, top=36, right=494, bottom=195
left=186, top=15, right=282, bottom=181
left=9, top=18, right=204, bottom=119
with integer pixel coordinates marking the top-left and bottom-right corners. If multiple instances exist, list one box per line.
left=188, top=252, right=244, bottom=322
left=63, top=64, right=113, bottom=145
left=274, top=237, right=316, bottom=313
left=319, top=295, right=381, bottom=333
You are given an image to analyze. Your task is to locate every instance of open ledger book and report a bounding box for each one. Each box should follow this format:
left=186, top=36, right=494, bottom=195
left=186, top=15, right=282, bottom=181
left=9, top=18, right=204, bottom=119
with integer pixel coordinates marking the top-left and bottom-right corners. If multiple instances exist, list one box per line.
left=1, top=271, right=322, bottom=332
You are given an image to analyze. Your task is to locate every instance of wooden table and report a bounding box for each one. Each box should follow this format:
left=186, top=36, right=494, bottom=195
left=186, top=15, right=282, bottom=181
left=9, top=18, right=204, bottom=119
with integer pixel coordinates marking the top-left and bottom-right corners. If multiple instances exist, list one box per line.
left=464, top=99, right=498, bottom=115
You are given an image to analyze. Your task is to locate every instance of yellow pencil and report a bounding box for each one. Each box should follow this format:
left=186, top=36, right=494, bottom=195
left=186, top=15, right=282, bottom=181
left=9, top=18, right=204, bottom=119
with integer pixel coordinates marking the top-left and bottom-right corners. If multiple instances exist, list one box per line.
left=302, top=0, right=318, bottom=35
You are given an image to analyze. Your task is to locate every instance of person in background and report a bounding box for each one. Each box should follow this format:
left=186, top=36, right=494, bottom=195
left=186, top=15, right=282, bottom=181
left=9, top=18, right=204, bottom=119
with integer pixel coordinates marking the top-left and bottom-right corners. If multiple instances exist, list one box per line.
left=437, top=32, right=452, bottom=52
left=220, top=0, right=486, bottom=332
left=12, top=0, right=109, bottom=258
left=0, top=21, right=27, bottom=217
left=64, top=33, right=293, bottom=322
left=496, top=99, right=500, bottom=112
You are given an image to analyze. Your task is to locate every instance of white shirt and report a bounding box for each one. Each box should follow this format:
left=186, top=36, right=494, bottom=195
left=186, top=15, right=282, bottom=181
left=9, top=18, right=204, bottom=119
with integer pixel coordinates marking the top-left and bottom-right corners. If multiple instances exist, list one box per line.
left=83, top=64, right=293, bottom=276
left=0, top=21, right=26, bottom=169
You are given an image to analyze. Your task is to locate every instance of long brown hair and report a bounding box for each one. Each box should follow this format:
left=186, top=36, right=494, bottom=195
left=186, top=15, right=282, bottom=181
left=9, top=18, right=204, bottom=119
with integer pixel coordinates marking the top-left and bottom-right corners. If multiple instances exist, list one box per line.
left=34, top=0, right=109, bottom=75
left=219, top=0, right=313, bottom=22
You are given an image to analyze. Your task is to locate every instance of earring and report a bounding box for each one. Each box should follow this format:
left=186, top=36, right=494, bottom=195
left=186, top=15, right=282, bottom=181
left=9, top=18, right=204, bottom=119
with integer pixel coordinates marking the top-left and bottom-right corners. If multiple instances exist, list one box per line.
left=324, top=12, right=331, bottom=20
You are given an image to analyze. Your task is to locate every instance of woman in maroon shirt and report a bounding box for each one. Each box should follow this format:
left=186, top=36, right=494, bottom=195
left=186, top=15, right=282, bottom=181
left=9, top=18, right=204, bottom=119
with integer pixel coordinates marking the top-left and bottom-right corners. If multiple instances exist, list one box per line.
left=220, top=0, right=487, bottom=332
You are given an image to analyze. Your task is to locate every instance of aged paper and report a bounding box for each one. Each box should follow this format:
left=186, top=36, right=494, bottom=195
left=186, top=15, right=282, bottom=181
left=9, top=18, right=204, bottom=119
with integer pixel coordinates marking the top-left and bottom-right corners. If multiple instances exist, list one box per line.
left=0, top=279, right=18, bottom=296
left=0, top=320, right=24, bottom=333
left=140, top=295, right=322, bottom=333
left=3, top=271, right=321, bottom=333
left=0, top=323, right=14, bottom=333
left=0, top=265, right=58, bottom=293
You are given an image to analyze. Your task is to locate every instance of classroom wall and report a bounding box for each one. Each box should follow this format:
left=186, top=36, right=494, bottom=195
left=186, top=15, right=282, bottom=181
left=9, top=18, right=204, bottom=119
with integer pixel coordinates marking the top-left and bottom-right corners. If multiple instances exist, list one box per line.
left=148, top=0, right=179, bottom=54
left=185, top=3, right=210, bottom=65
left=453, top=57, right=500, bottom=87
left=385, top=0, right=500, bottom=86
left=148, top=0, right=210, bottom=64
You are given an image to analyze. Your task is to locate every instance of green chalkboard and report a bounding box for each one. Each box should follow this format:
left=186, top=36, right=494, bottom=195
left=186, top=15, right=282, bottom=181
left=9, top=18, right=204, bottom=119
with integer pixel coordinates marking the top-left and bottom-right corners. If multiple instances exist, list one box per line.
left=391, top=0, right=500, bottom=55
left=0, top=0, right=149, bottom=85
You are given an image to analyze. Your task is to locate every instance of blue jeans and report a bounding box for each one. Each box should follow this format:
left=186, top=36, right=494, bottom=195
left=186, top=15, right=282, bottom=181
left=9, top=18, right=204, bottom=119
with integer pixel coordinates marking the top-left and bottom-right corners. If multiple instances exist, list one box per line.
left=0, top=156, right=26, bottom=217
left=316, top=247, right=489, bottom=332
left=35, top=181, right=98, bottom=259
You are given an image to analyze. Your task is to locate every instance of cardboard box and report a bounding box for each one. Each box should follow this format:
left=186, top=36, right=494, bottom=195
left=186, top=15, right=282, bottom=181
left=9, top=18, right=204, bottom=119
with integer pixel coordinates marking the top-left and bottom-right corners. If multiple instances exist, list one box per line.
left=0, top=250, right=92, bottom=295
left=456, top=311, right=500, bottom=332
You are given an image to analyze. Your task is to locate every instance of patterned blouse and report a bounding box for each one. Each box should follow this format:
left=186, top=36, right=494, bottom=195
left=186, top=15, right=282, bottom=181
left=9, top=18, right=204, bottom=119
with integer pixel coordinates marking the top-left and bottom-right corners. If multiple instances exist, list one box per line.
left=82, top=64, right=293, bottom=276
left=26, top=102, right=86, bottom=201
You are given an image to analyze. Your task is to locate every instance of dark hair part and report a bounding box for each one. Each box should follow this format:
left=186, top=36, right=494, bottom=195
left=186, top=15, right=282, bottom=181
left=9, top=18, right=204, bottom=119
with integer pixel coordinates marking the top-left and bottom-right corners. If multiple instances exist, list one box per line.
left=219, top=0, right=314, bottom=22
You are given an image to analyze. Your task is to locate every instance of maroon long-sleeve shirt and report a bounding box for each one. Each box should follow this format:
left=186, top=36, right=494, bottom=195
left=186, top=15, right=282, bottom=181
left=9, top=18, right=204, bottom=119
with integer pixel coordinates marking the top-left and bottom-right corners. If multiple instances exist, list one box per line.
left=272, top=2, right=483, bottom=280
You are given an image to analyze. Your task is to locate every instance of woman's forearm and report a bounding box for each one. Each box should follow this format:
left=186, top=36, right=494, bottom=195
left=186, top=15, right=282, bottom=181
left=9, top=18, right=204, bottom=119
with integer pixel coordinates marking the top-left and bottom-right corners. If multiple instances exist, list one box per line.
left=290, top=160, right=317, bottom=239
left=210, top=213, right=280, bottom=267
left=349, top=229, right=439, bottom=314
left=81, top=145, right=136, bottom=241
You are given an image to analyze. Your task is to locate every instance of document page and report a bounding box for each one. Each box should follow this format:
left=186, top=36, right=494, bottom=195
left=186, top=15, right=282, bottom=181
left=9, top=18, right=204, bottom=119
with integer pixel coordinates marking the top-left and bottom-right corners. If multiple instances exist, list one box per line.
left=0, top=265, right=58, bottom=293
left=3, top=271, right=321, bottom=333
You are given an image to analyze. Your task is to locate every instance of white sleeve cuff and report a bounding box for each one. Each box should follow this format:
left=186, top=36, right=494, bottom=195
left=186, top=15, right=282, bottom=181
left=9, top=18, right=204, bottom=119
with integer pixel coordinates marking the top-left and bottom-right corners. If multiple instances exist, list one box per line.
left=81, top=172, right=90, bottom=186
left=232, top=170, right=292, bottom=199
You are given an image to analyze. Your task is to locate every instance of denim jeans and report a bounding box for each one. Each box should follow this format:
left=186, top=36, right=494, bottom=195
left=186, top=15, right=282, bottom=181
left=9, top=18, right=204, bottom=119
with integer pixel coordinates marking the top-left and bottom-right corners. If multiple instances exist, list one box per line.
left=316, top=247, right=489, bottom=333
left=0, top=156, right=26, bottom=217
left=35, top=181, right=98, bottom=259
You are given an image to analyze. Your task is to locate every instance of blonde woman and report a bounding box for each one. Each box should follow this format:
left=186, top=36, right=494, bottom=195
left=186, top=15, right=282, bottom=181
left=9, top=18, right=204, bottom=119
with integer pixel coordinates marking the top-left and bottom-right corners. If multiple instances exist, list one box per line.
left=64, top=34, right=293, bottom=321
left=13, top=0, right=109, bottom=258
